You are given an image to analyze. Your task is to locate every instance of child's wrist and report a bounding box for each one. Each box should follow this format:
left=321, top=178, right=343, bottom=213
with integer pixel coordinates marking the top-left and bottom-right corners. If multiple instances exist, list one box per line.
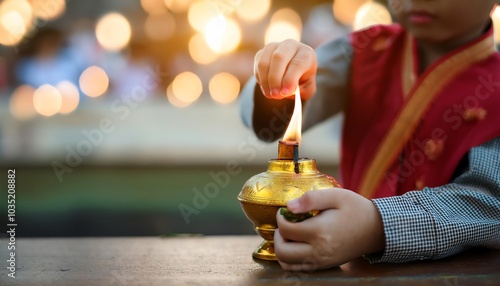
left=367, top=202, right=386, bottom=254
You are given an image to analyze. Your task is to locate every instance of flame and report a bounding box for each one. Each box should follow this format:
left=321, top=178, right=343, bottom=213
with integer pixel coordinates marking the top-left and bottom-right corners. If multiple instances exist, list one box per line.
left=283, top=87, right=302, bottom=143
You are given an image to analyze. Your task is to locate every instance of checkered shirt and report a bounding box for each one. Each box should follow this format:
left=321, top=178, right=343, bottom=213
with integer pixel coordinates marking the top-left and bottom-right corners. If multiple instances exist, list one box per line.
left=365, top=137, right=500, bottom=263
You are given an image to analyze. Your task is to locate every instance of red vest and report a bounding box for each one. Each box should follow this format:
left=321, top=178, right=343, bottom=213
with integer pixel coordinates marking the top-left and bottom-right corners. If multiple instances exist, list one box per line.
left=341, top=24, right=500, bottom=198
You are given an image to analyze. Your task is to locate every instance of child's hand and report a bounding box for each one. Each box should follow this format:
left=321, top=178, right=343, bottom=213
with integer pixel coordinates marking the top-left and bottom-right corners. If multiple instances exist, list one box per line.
left=254, top=39, right=317, bottom=100
left=274, top=188, right=385, bottom=271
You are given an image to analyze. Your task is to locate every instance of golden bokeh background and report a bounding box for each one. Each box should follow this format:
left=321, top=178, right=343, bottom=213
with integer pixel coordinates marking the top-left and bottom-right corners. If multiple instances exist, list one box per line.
left=0, top=0, right=400, bottom=117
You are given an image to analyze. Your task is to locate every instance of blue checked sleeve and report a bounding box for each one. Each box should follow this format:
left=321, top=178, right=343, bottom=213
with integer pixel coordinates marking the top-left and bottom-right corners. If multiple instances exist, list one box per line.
left=365, top=137, right=500, bottom=263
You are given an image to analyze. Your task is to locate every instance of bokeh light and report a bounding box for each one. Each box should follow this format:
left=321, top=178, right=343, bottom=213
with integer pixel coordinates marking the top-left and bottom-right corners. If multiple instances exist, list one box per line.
left=0, top=25, right=22, bottom=46
left=353, top=1, right=392, bottom=31
left=205, top=17, right=241, bottom=54
left=95, top=12, right=132, bottom=51
left=271, top=8, right=302, bottom=32
left=171, top=72, right=203, bottom=105
left=33, top=84, right=63, bottom=117
left=235, top=0, right=270, bottom=22
left=187, top=0, right=219, bottom=33
left=56, top=81, right=80, bottom=114
left=209, top=72, right=240, bottom=104
left=141, top=0, right=168, bottom=15
left=144, top=13, right=176, bottom=41
left=166, top=83, right=190, bottom=108
left=208, top=0, right=239, bottom=16
left=264, top=8, right=302, bottom=44
left=30, top=0, right=66, bottom=20
left=333, top=0, right=370, bottom=26
left=164, top=0, right=192, bottom=13
left=79, top=66, right=109, bottom=98
left=9, top=85, right=36, bottom=120
left=1, top=0, right=32, bottom=23
left=0, top=0, right=32, bottom=46
left=265, top=22, right=301, bottom=44
left=1, top=11, right=26, bottom=37
left=189, top=33, right=218, bottom=64
left=492, top=6, right=500, bottom=43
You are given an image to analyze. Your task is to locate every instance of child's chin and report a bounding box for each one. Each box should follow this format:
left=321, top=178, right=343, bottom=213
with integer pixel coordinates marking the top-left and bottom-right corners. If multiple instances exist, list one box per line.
left=407, top=27, right=449, bottom=43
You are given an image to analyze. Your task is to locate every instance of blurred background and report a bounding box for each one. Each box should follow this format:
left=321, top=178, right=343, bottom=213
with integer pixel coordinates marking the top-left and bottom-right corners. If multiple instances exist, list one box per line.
left=1, top=0, right=490, bottom=237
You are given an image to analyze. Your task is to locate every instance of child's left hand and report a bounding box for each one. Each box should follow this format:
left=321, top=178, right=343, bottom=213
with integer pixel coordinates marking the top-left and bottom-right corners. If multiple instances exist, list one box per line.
left=274, top=188, right=386, bottom=271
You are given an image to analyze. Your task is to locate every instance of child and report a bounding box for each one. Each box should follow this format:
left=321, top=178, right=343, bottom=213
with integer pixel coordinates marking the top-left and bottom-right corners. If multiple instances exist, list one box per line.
left=240, top=0, right=500, bottom=271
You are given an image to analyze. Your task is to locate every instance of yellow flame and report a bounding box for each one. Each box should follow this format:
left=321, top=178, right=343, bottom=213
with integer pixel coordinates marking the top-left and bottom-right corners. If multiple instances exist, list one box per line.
left=282, top=87, right=302, bottom=143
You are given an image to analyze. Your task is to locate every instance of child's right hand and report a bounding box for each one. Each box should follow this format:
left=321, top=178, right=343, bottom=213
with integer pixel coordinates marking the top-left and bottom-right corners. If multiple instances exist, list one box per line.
left=254, top=39, right=317, bottom=101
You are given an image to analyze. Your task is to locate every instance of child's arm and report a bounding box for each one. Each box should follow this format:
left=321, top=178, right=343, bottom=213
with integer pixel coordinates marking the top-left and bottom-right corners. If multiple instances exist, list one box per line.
left=366, top=137, right=500, bottom=263
left=240, top=37, right=352, bottom=141
left=274, top=137, right=500, bottom=271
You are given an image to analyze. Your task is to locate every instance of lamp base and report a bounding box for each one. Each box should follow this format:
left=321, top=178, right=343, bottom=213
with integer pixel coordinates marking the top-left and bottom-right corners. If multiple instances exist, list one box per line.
left=238, top=159, right=341, bottom=261
left=252, top=240, right=277, bottom=260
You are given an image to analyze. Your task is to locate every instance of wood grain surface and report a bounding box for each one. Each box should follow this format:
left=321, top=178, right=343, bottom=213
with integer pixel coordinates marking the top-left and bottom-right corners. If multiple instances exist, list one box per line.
left=0, top=236, right=498, bottom=286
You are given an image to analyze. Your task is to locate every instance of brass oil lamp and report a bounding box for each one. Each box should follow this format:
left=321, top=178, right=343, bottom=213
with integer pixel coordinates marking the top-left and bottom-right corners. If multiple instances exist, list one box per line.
left=238, top=88, right=341, bottom=261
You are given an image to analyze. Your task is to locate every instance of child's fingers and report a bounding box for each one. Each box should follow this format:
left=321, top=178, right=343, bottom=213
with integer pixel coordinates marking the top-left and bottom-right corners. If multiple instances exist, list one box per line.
left=276, top=209, right=318, bottom=242
left=254, top=42, right=280, bottom=99
left=267, top=40, right=299, bottom=98
left=281, top=47, right=316, bottom=97
left=278, top=261, right=319, bottom=272
left=274, top=229, right=313, bottom=264
left=287, top=188, right=347, bottom=213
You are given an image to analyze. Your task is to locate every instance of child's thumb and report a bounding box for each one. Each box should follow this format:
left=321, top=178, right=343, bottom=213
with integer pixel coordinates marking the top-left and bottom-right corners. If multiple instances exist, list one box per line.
left=286, top=188, right=344, bottom=213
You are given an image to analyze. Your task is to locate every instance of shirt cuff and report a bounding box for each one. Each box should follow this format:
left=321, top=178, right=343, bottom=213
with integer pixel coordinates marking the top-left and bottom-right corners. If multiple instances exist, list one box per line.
left=363, top=194, right=438, bottom=263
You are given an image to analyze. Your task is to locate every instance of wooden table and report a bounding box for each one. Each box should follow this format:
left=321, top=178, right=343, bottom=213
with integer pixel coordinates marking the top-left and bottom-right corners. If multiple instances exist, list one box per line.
left=1, top=236, right=499, bottom=285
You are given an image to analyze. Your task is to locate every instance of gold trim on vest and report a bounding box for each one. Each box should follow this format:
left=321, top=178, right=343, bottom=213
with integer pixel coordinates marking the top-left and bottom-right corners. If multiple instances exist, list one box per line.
left=358, top=32, right=496, bottom=198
